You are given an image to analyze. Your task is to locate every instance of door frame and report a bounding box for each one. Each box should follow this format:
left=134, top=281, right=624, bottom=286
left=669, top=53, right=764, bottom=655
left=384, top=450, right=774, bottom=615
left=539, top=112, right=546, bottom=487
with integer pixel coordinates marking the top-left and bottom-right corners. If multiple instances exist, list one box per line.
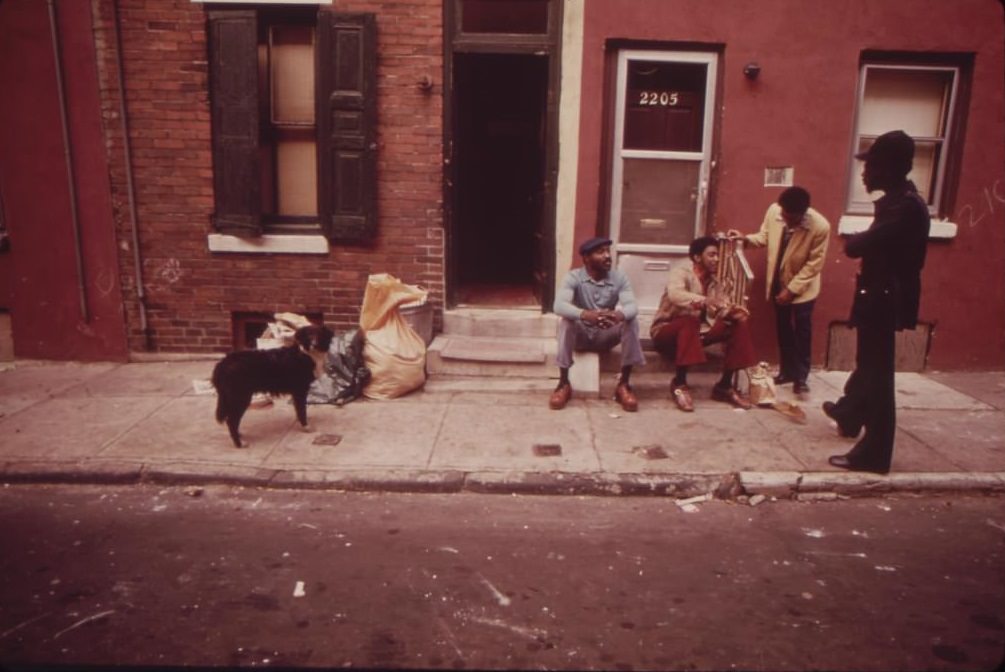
left=608, top=49, right=719, bottom=261
left=443, top=0, right=562, bottom=310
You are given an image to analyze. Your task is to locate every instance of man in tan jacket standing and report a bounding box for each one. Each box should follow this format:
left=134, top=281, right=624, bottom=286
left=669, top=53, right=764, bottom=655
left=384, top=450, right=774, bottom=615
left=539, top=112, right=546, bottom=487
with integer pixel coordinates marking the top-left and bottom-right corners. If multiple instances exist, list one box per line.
left=729, top=186, right=830, bottom=395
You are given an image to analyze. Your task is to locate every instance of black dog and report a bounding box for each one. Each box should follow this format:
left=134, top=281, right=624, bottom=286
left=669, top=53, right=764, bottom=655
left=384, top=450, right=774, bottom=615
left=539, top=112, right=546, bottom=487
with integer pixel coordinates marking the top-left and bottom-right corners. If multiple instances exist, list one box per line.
left=212, top=324, right=335, bottom=447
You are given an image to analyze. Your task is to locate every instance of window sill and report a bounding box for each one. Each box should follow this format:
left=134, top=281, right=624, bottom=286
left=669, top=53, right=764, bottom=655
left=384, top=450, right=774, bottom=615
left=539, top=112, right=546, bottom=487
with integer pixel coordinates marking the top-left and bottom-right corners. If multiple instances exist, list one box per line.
left=838, top=215, right=958, bottom=240
left=207, top=233, right=329, bottom=255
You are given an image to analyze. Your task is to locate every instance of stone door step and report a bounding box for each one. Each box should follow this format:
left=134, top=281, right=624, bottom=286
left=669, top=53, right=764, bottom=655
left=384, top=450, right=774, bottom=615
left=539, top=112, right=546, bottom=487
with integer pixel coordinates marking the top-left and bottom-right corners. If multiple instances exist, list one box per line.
left=427, top=335, right=556, bottom=379
left=439, top=336, right=546, bottom=363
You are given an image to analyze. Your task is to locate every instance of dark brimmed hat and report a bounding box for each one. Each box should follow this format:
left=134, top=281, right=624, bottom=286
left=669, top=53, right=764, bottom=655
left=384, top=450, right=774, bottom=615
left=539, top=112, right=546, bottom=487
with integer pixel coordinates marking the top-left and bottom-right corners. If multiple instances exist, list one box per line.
left=856, top=130, right=914, bottom=174
left=579, top=236, right=612, bottom=256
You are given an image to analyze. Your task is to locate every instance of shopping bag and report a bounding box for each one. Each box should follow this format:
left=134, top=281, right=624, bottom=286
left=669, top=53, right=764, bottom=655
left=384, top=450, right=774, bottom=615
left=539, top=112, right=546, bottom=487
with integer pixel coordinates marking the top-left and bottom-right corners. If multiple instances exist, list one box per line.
left=745, top=361, right=777, bottom=407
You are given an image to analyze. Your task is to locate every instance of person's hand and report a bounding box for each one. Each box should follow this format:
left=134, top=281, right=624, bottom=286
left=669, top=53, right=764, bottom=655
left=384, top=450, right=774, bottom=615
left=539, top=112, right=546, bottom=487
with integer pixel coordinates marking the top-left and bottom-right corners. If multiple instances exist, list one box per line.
left=593, top=310, right=621, bottom=329
left=725, top=229, right=745, bottom=241
left=706, top=297, right=728, bottom=315
left=581, top=309, right=603, bottom=326
left=605, top=309, right=626, bottom=326
left=726, top=304, right=751, bottom=322
left=774, top=288, right=795, bottom=305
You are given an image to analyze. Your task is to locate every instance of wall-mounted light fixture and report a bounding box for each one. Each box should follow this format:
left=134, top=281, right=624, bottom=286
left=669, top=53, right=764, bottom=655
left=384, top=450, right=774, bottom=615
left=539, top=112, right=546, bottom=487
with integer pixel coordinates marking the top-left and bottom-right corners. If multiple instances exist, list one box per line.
left=417, top=75, right=434, bottom=93
left=743, top=62, right=761, bottom=80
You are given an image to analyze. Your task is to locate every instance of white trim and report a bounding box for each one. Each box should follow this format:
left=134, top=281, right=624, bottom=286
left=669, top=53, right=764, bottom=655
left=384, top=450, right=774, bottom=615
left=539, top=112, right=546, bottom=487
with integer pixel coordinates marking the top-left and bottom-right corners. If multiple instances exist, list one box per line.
left=621, top=149, right=704, bottom=161
left=616, top=243, right=691, bottom=255
left=192, top=1, right=331, bottom=4
left=207, top=233, right=330, bottom=254
left=837, top=215, right=958, bottom=239
left=554, top=0, right=584, bottom=299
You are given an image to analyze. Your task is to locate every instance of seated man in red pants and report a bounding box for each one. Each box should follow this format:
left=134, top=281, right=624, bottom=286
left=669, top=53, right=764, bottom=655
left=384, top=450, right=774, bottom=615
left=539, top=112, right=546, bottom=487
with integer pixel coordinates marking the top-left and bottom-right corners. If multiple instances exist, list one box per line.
left=649, top=236, right=757, bottom=411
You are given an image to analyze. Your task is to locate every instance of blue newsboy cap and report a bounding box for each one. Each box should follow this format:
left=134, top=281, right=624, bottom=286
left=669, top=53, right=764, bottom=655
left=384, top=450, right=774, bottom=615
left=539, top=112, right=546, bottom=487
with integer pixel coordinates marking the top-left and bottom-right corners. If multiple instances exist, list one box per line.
left=579, top=236, right=612, bottom=256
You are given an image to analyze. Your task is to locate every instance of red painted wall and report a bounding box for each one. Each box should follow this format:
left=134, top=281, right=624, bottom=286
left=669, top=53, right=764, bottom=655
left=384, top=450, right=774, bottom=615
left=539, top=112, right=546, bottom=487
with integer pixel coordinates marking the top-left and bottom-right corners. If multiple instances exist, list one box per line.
left=574, top=0, right=1005, bottom=370
left=0, top=0, right=128, bottom=360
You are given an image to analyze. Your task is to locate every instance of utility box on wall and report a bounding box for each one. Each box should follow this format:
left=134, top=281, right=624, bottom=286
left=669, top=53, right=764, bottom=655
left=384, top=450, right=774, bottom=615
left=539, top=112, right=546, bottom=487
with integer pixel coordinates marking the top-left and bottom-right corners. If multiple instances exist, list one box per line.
left=826, top=321, right=934, bottom=372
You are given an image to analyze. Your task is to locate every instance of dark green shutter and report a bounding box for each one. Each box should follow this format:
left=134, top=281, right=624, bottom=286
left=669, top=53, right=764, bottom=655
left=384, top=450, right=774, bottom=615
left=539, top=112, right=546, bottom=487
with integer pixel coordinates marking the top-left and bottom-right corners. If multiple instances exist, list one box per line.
left=208, top=10, right=262, bottom=237
left=317, top=12, right=377, bottom=244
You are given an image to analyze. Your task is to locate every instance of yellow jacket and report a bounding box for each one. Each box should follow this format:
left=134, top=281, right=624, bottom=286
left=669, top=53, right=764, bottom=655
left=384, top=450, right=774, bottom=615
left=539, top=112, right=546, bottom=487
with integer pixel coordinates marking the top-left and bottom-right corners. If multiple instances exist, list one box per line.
left=744, top=203, right=831, bottom=304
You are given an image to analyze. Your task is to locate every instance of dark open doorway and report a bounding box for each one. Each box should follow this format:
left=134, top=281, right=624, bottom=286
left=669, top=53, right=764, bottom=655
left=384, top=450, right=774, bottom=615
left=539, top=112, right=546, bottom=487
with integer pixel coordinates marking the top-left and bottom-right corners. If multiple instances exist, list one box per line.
left=452, top=52, right=548, bottom=307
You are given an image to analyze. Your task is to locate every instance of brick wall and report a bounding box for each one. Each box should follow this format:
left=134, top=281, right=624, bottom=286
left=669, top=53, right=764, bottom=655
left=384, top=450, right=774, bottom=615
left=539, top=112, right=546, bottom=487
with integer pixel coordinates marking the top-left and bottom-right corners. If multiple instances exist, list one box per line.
left=92, top=0, right=444, bottom=353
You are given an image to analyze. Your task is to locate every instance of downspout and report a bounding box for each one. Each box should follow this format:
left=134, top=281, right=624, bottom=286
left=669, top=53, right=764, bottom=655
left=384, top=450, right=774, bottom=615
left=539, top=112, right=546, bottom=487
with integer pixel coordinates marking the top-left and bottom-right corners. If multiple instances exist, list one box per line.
left=48, top=0, right=89, bottom=323
left=111, top=0, right=151, bottom=350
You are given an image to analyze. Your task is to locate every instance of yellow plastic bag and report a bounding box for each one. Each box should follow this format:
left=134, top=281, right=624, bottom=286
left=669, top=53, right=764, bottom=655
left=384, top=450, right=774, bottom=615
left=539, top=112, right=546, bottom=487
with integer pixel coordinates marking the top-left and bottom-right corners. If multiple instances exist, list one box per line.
left=359, top=273, right=428, bottom=399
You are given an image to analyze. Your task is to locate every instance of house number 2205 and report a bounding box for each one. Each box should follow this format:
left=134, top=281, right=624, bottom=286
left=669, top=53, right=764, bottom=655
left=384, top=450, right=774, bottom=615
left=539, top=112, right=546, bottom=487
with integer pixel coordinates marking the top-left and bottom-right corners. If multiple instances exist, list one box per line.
left=638, top=91, right=680, bottom=106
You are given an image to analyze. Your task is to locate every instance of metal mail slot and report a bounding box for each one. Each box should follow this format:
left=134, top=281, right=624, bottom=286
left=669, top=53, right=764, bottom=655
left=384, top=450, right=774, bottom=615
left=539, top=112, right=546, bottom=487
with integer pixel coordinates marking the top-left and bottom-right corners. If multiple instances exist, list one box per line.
left=643, top=260, right=671, bottom=271
left=639, top=218, right=668, bottom=229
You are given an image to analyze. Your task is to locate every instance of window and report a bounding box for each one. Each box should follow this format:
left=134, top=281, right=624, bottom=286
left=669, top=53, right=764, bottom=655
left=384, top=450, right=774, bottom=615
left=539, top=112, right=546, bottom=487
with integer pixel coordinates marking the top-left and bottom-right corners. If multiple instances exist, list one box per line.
left=208, top=9, right=376, bottom=242
left=260, top=21, right=318, bottom=225
left=847, top=59, right=964, bottom=217
left=459, top=0, right=548, bottom=34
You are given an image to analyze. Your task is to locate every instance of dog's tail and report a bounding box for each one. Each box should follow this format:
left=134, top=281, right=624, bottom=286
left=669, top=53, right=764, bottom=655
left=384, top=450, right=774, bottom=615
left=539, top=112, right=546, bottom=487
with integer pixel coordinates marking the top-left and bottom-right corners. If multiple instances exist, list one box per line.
left=215, top=392, right=227, bottom=424
left=211, top=361, right=227, bottom=423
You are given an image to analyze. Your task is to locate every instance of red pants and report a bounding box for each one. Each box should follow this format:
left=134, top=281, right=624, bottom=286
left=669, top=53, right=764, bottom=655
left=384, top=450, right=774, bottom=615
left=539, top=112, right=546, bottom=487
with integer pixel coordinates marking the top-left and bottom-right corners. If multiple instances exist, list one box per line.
left=652, top=316, right=757, bottom=371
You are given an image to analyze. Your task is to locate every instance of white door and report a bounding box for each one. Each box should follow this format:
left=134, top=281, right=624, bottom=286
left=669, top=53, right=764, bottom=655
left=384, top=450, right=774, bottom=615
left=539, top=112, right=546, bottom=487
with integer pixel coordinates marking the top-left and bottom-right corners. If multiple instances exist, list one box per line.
left=608, top=51, right=718, bottom=315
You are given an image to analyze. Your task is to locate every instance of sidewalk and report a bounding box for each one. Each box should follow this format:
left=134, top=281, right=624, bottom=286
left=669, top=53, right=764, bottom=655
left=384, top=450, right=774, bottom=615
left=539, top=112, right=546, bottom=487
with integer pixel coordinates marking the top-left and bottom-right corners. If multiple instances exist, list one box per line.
left=0, top=359, right=1002, bottom=499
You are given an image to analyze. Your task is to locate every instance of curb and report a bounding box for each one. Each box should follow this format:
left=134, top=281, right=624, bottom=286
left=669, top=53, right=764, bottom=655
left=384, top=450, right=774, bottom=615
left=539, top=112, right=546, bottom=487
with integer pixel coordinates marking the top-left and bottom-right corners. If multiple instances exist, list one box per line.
left=269, top=468, right=467, bottom=493
left=3, top=461, right=1004, bottom=499
left=740, top=470, right=1005, bottom=497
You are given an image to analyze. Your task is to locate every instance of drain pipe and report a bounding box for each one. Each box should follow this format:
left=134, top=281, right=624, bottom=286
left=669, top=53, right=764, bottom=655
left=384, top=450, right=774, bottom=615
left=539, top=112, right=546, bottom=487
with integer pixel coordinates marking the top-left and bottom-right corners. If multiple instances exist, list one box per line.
left=111, top=0, right=152, bottom=350
left=48, top=0, right=89, bottom=323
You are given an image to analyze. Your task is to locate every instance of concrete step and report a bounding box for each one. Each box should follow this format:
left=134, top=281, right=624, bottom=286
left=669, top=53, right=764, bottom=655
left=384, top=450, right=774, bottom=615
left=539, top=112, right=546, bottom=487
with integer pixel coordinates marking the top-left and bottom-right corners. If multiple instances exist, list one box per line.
left=427, top=334, right=556, bottom=378
left=426, top=333, right=605, bottom=395
left=442, top=308, right=559, bottom=338
left=428, top=309, right=728, bottom=396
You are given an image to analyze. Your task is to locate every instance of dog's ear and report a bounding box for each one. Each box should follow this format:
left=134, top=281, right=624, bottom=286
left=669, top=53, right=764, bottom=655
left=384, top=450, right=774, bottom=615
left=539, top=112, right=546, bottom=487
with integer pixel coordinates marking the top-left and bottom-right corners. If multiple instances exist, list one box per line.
left=318, top=326, right=335, bottom=352
left=350, top=329, right=366, bottom=351
left=294, top=326, right=314, bottom=350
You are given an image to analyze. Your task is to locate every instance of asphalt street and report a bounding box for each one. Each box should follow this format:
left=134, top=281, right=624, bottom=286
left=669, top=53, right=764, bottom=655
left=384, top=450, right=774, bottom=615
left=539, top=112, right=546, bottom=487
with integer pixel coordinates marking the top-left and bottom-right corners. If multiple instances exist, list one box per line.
left=0, top=484, right=1003, bottom=671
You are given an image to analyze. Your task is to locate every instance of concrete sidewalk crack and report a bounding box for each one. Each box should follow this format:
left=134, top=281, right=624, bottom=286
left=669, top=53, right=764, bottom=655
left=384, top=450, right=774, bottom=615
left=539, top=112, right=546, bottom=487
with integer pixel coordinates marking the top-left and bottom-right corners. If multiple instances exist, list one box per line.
left=424, top=400, right=451, bottom=470
left=92, top=392, right=183, bottom=458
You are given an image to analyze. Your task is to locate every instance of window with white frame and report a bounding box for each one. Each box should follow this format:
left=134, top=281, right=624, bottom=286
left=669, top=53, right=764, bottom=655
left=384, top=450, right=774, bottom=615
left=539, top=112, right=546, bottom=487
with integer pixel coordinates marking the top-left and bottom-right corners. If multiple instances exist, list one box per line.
left=847, top=62, right=961, bottom=217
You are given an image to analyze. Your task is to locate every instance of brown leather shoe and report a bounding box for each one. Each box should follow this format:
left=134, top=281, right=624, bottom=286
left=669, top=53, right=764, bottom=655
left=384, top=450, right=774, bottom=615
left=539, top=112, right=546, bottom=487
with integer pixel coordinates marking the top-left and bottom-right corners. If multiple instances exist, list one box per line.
left=614, top=382, right=638, bottom=412
left=712, top=384, right=753, bottom=410
left=670, top=383, right=694, bottom=412
left=549, top=382, right=572, bottom=410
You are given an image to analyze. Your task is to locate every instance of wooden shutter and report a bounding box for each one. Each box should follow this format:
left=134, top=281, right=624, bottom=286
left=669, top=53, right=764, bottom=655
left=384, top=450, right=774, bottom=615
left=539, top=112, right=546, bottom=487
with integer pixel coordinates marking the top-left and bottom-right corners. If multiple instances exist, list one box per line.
left=208, top=11, right=262, bottom=236
left=317, top=12, right=377, bottom=244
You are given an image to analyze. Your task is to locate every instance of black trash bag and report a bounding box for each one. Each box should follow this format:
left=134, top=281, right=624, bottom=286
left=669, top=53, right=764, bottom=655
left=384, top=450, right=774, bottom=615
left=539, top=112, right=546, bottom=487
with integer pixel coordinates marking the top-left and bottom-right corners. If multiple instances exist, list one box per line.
left=307, top=329, right=371, bottom=406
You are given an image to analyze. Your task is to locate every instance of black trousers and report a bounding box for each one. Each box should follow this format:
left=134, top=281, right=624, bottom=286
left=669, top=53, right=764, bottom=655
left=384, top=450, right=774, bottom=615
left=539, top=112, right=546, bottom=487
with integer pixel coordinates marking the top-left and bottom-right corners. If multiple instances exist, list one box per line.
left=775, top=300, right=814, bottom=384
left=832, top=320, right=896, bottom=469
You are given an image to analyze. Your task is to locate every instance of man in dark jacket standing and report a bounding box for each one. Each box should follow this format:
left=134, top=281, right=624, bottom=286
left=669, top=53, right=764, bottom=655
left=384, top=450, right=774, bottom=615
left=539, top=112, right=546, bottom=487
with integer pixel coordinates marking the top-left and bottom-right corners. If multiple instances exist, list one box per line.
left=823, top=130, right=931, bottom=474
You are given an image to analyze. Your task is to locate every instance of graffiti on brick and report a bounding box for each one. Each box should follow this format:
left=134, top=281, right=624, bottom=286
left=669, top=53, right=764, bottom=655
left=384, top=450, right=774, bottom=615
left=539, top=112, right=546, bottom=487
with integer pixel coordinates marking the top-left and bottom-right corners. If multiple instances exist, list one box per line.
left=143, top=258, right=184, bottom=294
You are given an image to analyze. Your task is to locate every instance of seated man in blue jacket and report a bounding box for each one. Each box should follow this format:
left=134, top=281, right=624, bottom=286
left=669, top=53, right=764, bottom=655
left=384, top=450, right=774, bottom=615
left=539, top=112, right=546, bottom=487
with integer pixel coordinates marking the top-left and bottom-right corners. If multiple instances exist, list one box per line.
left=550, top=237, right=646, bottom=412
